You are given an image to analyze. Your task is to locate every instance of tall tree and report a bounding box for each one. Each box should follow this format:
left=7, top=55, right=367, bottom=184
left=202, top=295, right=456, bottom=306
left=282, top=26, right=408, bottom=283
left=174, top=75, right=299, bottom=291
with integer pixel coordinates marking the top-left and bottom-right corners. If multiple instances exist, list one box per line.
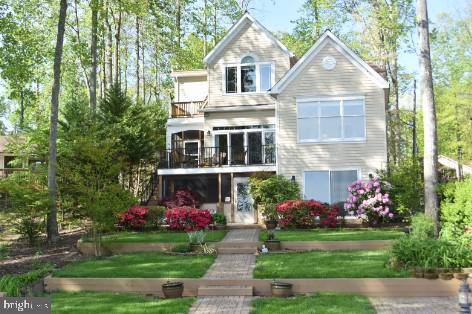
left=416, top=0, right=439, bottom=236
left=90, top=0, right=99, bottom=114
left=47, top=0, right=68, bottom=243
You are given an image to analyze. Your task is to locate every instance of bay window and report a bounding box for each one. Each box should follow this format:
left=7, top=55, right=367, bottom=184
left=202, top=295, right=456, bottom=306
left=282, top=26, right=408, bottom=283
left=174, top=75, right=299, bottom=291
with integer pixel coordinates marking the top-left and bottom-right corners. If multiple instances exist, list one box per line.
left=297, top=97, right=366, bottom=142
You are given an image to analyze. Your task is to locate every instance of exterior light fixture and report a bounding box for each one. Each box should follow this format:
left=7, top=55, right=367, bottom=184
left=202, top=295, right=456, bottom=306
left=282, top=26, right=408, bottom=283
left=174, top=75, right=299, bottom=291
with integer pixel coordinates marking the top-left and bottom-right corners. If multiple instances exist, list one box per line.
left=459, top=274, right=471, bottom=314
left=291, top=176, right=296, bottom=182
left=207, top=130, right=211, bottom=136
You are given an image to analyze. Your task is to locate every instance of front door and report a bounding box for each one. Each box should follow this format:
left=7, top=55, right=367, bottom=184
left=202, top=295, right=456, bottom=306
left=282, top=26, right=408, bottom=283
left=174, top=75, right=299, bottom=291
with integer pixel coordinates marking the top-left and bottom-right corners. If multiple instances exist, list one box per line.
left=234, top=177, right=255, bottom=224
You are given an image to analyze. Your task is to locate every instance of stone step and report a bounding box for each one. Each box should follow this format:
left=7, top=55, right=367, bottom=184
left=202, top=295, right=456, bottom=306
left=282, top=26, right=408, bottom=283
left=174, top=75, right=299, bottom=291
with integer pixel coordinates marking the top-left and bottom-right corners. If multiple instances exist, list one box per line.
left=217, top=247, right=258, bottom=254
left=226, top=223, right=263, bottom=230
left=197, top=285, right=253, bottom=297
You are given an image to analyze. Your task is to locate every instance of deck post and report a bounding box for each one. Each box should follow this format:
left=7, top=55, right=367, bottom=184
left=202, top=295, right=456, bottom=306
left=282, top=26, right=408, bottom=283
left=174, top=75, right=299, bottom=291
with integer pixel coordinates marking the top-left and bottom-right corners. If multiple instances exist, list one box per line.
left=230, top=172, right=235, bottom=223
left=158, top=175, right=163, bottom=200
left=218, top=173, right=222, bottom=212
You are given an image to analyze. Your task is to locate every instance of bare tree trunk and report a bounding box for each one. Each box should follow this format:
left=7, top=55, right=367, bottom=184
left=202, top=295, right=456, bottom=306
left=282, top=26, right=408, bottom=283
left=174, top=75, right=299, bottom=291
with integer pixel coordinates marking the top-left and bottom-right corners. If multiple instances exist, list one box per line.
left=105, top=0, right=113, bottom=88
left=114, top=4, right=122, bottom=84
left=136, top=15, right=140, bottom=101
left=47, top=0, right=67, bottom=244
left=416, top=0, right=439, bottom=236
left=176, top=0, right=181, bottom=49
left=101, top=30, right=107, bottom=94
left=392, top=56, right=401, bottom=165
left=142, top=39, right=146, bottom=104
left=73, top=0, right=91, bottom=92
left=203, top=0, right=208, bottom=55
left=412, top=79, right=417, bottom=159
left=90, top=0, right=99, bottom=115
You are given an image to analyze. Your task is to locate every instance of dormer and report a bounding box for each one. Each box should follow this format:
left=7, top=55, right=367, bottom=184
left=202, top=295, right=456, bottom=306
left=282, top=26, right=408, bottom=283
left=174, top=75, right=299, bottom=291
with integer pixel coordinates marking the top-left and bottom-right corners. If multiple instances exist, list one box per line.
left=203, top=12, right=294, bottom=108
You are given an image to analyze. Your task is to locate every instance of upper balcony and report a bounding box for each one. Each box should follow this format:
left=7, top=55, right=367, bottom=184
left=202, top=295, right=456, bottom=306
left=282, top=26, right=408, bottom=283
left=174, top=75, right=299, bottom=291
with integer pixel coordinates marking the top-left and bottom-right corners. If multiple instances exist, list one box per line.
left=170, top=98, right=207, bottom=118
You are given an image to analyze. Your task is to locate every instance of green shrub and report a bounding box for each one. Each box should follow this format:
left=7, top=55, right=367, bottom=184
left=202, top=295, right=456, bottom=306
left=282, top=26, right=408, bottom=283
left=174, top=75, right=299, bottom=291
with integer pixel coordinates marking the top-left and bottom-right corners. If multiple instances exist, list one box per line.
left=0, top=262, right=53, bottom=296
left=379, top=160, right=423, bottom=220
left=249, top=174, right=300, bottom=221
left=145, top=205, right=166, bottom=228
left=440, top=178, right=472, bottom=242
left=390, top=236, right=472, bottom=269
left=170, top=243, right=191, bottom=253
left=212, top=212, right=226, bottom=225
left=410, top=213, right=434, bottom=240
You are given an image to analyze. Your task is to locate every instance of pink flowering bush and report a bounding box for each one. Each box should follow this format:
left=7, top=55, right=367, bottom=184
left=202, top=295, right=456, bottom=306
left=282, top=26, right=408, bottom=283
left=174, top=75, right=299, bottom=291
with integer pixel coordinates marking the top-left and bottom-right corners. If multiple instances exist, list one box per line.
left=118, top=205, right=148, bottom=230
left=165, top=207, right=212, bottom=231
left=162, top=187, right=200, bottom=208
left=344, top=177, right=393, bottom=226
left=276, top=199, right=339, bottom=228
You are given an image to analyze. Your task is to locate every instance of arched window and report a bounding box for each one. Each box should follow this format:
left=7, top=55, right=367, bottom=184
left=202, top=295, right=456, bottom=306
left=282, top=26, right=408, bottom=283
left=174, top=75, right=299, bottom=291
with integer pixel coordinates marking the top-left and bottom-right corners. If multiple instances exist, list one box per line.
left=224, top=54, right=273, bottom=94
left=241, top=55, right=255, bottom=64
left=240, top=55, right=256, bottom=92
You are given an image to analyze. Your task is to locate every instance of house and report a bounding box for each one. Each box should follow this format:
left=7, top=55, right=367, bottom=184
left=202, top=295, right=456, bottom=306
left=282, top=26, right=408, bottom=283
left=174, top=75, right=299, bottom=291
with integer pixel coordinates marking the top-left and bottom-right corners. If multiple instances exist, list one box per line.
left=156, top=13, right=388, bottom=224
left=0, top=135, right=28, bottom=177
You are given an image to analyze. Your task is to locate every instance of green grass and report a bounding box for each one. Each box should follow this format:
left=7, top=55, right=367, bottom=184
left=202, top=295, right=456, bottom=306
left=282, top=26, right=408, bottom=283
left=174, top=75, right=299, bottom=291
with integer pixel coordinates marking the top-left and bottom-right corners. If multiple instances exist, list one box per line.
left=83, top=230, right=227, bottom=243
left=53, top=251, right=215, bottom=278
left=260, top=228, right=404, bottom=241
left=254, top=250, right=409, bottom=278
left=50, top=291, right=195, bottom=314
left=251, top=293, right=376, bottom=314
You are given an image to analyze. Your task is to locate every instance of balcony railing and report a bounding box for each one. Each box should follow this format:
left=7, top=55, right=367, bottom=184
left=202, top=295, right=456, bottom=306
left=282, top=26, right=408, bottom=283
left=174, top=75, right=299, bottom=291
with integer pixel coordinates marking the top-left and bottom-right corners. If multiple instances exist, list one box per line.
left=170, top=97, right=208, bottom=118
left=159, top=145, right=276, bottom=169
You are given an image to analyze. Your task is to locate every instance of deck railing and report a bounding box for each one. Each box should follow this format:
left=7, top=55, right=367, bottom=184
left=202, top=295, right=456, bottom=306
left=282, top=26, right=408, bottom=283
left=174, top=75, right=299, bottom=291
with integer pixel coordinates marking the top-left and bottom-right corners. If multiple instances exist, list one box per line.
left=170, top=97, right=208, bottom=118
left=159, top=145, right=276, bottom=169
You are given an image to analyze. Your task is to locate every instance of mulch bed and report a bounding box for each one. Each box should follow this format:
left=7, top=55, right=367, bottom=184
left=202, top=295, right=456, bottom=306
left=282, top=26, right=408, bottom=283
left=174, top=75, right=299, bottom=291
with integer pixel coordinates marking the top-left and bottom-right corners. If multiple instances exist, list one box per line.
left=0, top=229, right=86, bottom=277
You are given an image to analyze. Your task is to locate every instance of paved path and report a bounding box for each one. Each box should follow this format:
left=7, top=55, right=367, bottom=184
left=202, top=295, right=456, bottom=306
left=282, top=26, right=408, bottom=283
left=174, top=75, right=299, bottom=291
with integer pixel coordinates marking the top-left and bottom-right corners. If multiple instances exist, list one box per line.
left=189, top=229, right=258, bottom=314
left=370, top=297, right=459, bottom=314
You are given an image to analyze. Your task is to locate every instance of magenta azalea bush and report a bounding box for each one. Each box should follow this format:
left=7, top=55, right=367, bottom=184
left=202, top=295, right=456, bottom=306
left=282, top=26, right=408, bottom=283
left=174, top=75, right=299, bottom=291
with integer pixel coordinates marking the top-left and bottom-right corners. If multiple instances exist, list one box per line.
left=344, top=177, right=393, bottom=226
left=118, top=205, right=148, bottom=230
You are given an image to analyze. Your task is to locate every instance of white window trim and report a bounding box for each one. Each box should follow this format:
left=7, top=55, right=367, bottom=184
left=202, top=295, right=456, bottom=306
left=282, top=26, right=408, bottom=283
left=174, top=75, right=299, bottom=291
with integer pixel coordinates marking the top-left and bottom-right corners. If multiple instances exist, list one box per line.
left=212, top=127, right=276, bottom=166
left=296, top=96, right=366, bottom=143
left=302, top=168, right=360, bottom=203
left=222, top=61, right=275, bottom=95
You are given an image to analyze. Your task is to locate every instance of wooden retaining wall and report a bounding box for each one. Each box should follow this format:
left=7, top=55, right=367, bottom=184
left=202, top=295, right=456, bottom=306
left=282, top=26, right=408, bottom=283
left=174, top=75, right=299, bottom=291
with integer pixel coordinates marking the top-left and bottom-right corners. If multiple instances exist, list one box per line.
left=77, top=240, right=393, bottom=255
left=44, top=276, right=460, bottom=297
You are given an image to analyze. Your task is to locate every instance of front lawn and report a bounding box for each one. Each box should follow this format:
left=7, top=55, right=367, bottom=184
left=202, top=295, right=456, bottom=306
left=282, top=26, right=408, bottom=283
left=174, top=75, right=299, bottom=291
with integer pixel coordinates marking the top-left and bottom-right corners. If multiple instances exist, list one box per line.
left=82, top=230, right=227, bottom=243
left=259, top=228, right=404, bottom=241
left=50, top=291, right=194, bottom=314
left=254, top=250, right=409, bottom=278
left=53, top=251, right=215, bottom=278
left=251, top=293, right=376, bottom=314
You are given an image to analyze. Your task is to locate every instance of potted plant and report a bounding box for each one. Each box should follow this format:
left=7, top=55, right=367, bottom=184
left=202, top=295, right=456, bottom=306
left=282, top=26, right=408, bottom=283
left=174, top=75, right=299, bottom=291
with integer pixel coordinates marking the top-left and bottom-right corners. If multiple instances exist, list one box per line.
left=162, top=281, right=184, bottom=298
left=212, top=212, right=227, bottom=230
left=270, top=280, right=293, bottom=297
left=187, top=230, right=206, bottom=252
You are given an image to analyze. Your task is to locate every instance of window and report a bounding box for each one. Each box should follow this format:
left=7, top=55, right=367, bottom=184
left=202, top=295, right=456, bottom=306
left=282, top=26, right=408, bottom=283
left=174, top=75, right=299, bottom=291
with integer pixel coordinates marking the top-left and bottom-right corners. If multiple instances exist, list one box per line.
left=241, top=65, right=256, bottom=92
left=225, top=66, right=237, bottom=93
left=224, top=56, right=273, bottom=94
left=297, top=97, right=366, bottom=142
left=304, top=170, right=358, bottom=204
left=259, top=64, right=272, bottom=91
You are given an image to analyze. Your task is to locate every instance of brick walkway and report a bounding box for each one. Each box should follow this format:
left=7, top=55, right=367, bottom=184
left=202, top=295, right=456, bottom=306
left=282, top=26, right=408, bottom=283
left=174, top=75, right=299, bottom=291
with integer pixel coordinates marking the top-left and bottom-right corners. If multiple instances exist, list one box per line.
left=189, top=229, right=258, bottom=314
left=370, top=297, right=459, bottom=314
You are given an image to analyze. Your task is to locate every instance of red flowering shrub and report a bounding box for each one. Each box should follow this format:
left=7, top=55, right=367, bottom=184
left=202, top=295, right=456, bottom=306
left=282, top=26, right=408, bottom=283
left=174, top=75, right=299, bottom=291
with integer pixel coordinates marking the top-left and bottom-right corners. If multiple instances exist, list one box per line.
left=165, top=207, right=212, bottom=231
left=118, top=205, right=148, bottom=230
left=162, top=187, right=200, bottom=208
left=276, top=199, right=339, bottom=228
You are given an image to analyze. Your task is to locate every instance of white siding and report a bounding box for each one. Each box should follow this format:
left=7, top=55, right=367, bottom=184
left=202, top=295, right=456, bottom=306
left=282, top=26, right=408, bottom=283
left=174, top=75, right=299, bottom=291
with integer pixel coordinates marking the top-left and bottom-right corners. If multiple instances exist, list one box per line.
left=276, top=39, right=388, bottom=194
left=175, top=76, right=208, bottom=102
left=207, top=21, right=290, bottom=108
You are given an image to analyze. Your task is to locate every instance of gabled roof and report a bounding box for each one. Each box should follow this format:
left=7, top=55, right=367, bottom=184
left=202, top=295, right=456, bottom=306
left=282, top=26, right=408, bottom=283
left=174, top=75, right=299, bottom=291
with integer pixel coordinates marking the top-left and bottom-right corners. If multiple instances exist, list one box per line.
left=203, top=12, right=294, bottom=65
left=271, top=31, right=389, bottom=94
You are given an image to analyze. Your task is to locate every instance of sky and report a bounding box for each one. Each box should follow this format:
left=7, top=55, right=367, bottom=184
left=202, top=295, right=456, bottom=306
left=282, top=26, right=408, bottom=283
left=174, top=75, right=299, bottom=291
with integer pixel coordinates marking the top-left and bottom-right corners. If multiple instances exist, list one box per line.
left=249, top=0, right=469, bottom=75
